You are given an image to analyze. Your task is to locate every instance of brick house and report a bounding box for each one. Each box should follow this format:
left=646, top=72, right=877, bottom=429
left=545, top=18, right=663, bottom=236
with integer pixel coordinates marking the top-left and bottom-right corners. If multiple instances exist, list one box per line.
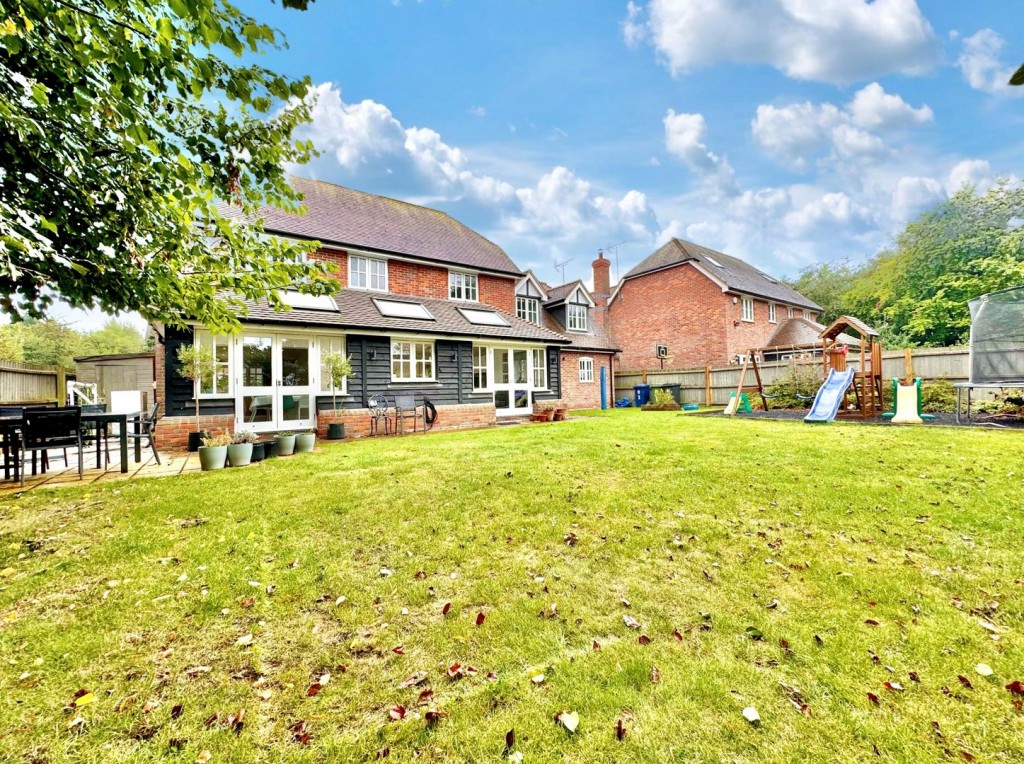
left=152, top=178, right=592, bottom=449
left=605, top=238, right=821, bottom=370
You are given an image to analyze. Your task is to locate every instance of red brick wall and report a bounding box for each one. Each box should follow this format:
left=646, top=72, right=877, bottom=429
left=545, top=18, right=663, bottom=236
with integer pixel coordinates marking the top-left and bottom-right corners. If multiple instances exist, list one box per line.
left=309, top=250, right=515, bottom=312
left=558, top=350, right=614, bottom=410
left=154, top=404, right=497, bottom=450
left=607, top=264, right=730, bottom=370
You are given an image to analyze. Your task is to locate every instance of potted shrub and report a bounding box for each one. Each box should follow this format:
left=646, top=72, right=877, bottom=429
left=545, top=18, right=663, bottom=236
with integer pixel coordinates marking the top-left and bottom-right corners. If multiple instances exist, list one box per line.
left=176, top=343, right=214, bottom=452
left=227, top=431, right=257, bottom=467
left=198, top=432, right=231, bottom=471
left=295, top=428, right=316, bottom=453
left=322, top=350, right=353, bottom=439
left=275, top=431, right=296, bottom=456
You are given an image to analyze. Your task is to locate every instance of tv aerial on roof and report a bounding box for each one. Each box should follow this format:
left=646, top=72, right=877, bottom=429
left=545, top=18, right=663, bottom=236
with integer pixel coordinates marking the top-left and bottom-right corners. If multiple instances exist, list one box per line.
left=554, top=257, right=574, bottom=283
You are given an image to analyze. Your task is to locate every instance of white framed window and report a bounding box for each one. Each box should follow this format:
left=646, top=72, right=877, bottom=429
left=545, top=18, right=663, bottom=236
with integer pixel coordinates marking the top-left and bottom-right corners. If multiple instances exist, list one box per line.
left=516, top=296, right=540, bottom=325
left=807, top=312, right=817, bottom=322
left=567, top=304, right=588, bottom=331
left=741, top=297, right=754, bottom=322
left=195, top=331, right=232, bottom=397
left=578, top=357, right=594, bottom=383
left=472, top=346, right=488, bottom=390
left=769, top=303, right=777, bottom=323
left=391, top=340, right=434, bottom=382
left=318, top=335, right=348, bottom=394
left=449, top=271, right=478, bottom=301
left=532, top=348, right=546, bottom=389
left=349, top=255, right=387, bottom=291
left=787, top=306, right=794, bottom=318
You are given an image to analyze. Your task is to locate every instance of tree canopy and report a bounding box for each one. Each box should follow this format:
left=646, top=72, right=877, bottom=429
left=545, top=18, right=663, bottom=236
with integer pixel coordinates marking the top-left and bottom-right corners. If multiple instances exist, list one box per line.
left=787, top=181, right=1024, bottom=347
left=1, top=0, right=333, bottom=333
left=0, top=318, right=147, bottom=367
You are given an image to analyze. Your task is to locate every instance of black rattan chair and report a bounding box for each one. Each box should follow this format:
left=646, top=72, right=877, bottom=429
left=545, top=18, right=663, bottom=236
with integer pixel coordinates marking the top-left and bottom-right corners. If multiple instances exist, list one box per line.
left=20, top=407, right=83, bottom=486
left=80, top=403, right=110, bottom=468
left=125, top=402, right=161, bottom=465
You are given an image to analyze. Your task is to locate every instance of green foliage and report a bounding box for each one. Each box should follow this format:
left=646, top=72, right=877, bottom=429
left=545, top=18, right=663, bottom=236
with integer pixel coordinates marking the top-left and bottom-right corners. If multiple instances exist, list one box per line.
left=1011, top=63, right=1024, bottom=86
left=200, top=432, right=232, bottom=448
left=920, top=378, right=958, bottom=413
left=787, top=182, right=1024, bottom=348
left=0, top=317, right=145, bottom=366
left=651, top=388, right=677, bottom=406
left=176, top=342, right=214, bottom=429
left=764, top=362, right=822, bottom=409
left=0, top=0, right=335, bottom=332
left=321, top=350, right=352, bottom=411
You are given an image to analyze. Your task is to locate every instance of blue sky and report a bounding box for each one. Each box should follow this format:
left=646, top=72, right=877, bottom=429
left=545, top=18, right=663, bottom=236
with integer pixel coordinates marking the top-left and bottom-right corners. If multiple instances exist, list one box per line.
left=56, top=0, right=1024, bottom=329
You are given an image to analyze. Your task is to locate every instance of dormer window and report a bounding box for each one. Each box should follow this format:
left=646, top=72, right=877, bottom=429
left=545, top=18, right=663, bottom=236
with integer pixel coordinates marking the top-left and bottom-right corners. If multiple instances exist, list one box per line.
left=449, top=271, right=478, bottom=301
left=516, top=296, right=540, bottom=325
left=567, top=304, right=588, bottom=331
left=349, top=255, right=387, bottom=291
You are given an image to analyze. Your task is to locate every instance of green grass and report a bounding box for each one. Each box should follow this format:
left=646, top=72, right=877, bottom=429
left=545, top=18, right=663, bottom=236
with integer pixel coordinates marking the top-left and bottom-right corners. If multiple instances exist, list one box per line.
left=1, top=413, right=1022, bottom=762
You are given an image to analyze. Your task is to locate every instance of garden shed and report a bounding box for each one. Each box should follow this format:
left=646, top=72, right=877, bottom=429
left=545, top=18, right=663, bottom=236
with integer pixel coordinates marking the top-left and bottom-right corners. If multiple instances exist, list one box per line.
left=74, top=352, right=155, bottom=407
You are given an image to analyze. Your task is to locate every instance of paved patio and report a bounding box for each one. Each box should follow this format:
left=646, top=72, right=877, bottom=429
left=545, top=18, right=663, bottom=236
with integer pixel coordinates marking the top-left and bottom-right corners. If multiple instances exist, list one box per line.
left=0, top=450, right=201, bottom=494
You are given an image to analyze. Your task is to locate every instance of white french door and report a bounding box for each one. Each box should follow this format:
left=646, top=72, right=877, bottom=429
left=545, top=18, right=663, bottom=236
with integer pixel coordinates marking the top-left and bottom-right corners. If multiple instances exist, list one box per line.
left=490, top=347, right=536, bottom=417
left=236, top=334, right=316, bottom=433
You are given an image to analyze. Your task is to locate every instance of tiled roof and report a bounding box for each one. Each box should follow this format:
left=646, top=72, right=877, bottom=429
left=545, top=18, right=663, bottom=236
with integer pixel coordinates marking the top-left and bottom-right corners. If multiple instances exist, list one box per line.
left=223, top=177, right=523, bottom=276
left=620, top=239, right=821, bottom=311
left=542, top=312, right=619, bottom=352
left=543, top=282, right=578, bottom=304
left=763, top=317, right=860, bottom=349
left=233, top=289, right=570, bottom=344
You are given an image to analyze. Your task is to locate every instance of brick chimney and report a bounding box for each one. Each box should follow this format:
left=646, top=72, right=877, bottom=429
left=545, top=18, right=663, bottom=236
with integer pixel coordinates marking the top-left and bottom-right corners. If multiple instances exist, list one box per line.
left=592, top=250, right=611, bottom=308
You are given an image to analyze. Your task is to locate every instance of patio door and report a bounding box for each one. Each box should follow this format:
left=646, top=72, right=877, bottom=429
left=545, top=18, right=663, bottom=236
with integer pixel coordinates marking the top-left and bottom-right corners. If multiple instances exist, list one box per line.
left=492, top=348, right=532, bottom=417
left=236, top=334, right=315, bottom=433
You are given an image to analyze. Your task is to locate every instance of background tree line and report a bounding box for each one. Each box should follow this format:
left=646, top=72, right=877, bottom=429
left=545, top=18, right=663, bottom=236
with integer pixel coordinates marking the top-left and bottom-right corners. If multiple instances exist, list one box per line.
left=0, top=318, right=148, bottom=367
left=787, top=181, right=1024, bottom=348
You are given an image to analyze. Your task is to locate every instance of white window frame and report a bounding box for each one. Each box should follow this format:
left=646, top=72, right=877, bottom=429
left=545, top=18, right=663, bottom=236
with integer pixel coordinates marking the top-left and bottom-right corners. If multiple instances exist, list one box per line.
left=390, top=339, right=435, bottom=382
left=448, top=271, right=479, bottom=302
left=741, top=297, right=754, bottom=323
left=567, top=304, right=588, bottom=332
left=532, top=348, right=547, bottom=389
left=318, top=335, right=348, bottom=395
left=472, top=346, right=488, bottom=391
left=578, top=357, right=594, bottom=383
left=195, top=330, right=232, bottom=398
left=516, top=296, right=540, bottom=325
left=769, top=303, right=777, bottom=323
left=349, top=255, right=388, bottom=292
left=787, top=306, right=794, bottom=319
left=807, top=312, right=817, bottom=322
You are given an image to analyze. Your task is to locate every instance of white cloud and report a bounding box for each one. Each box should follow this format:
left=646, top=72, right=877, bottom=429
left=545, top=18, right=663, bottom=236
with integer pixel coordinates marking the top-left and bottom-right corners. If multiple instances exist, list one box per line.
left=891, top=176, right=946, bottom=220
left=957, top=29, right=1023, bottom=96
left=945, top=159, right=993, bottom=195
left=290, top=83, right=660, bottom=273
left=468, top=105, right=486, bottom=117
left=663, top=110, right=735, bottom=191
left=784, top=192, right=874, bottom=236
left=847, top=82, right=934, bottom=128
left=626, top=0, right=938, bottom=84
left=751, top=83, right=931, bottom=170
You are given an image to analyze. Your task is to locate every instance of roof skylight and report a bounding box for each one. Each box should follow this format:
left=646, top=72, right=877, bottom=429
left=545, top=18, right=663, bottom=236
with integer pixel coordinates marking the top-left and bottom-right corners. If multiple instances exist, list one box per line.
left=278, top=291, right=338, bottom=311
left=458, top=308, right=511, bottom=327
left=373, top=299, right=435, bottom=320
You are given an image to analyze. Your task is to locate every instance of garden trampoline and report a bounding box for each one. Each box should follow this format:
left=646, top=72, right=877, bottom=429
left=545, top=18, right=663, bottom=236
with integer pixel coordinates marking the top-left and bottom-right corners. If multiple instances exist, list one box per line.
left=955, top=286, right=1024, bottom=422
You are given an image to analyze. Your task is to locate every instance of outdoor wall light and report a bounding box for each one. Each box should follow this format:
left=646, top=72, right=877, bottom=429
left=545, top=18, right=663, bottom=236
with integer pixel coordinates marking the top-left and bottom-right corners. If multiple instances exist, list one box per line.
left=368, top=349, right=377, bottom=360
left=450, top=352, right=458, bottom=362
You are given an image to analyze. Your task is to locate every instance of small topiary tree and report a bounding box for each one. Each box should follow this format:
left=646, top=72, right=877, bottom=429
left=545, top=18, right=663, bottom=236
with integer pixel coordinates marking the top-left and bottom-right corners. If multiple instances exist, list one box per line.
left=176, top=343, right=214, bottom=435
left=321, top=350, right=353, bottom=413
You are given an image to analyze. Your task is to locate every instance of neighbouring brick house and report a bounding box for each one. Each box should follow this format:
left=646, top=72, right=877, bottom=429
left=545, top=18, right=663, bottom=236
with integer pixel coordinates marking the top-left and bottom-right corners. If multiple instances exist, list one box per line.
left=152, top=179, right=614, bottom=448
left=538, top=270, right=620, bottom=410
left=604, top=238, right=821, bottom=371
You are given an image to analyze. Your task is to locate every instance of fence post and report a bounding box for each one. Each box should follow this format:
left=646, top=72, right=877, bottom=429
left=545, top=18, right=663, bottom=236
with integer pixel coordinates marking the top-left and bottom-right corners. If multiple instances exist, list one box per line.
left=56, top=366, right=66, bottom=405
left=904, top=348, right=913, bottom=382
left=704, top=365, right=712, bottom=406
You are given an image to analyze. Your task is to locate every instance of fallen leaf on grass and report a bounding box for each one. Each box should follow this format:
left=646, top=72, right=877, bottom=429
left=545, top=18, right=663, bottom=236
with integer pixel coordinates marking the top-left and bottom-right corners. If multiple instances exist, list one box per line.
left=742, top=706, right=760, bottom=725
left=240, top=597, right=255, bottom=609
left=196, top=751, right=212, bottom=763
left=388, top=704, right=406, bottom=721
left=556, top=711, right=579, bottom=733
left=235, top=633, right=253, bottom=647
left=391, top=646, right=405, bottom=656
left=1005, top=680, right=1024, bottom=696
left=958, top=675, right=974, bottom=690
left=673, top=630, right=683, bottom=641
left=867, top=692, right=880, bottom=705
left=884, top=682, right=904, bottom=692
left=593, top=640, right=601, bottom=650
left=186, top=666, right=212, bottom=677
left=71, top=691, right=95, bottom=708
left=615, top=717, right=627, bottom=740
left=68, top=716, right=85, bottom=731
left=476, top=612, right=486, bottom=626
left=171, top=704, right=183, bottom=719
left=864, top=619, right=880, bottom=627
left=638, top=634, right=651, bottom=645
left=417, top=688, right=434, bottom=706
left=306, top=683, right=321, bottom=697
left=623, top=615, right=640, bottom=629
left=288, top=720, right=311, bottom=745
left=400, top=671, right=428, bottom=688
left=531, top=673, right=546, bottom=685
left=442, top=602, right=451, bottom=616
left=651, top=666, right=661, bottom=683
left=504, top=728, right=515, bottom=753
left=976, top=664, right=993, bottom=677
left=425, top=707, right=446, bottom=725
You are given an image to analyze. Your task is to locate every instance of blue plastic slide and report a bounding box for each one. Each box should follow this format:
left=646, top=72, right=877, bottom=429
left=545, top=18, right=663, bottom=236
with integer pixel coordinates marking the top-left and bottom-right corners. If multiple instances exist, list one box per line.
left=804, top=368, right=856, bottom=423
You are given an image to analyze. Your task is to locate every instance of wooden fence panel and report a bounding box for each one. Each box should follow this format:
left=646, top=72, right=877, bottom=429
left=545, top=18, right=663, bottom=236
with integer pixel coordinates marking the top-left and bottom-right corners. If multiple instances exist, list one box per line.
left=615, top=347, right=972, bottom=405
left=0, top=359, right=67, bottom=404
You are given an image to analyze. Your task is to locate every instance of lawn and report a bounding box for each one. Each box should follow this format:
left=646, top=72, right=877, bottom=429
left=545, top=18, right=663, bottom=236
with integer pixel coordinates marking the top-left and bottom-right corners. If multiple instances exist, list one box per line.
left=1, top=413, right=1022, bottom=762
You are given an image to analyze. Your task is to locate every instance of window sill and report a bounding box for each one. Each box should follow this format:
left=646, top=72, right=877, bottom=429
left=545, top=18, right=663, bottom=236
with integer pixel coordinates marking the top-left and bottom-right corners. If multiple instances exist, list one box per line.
left=741, top=319, right=755, bottom=324
left=197, top=394, right=233, bottom=400
left=388, top=381, right=441, bottom=387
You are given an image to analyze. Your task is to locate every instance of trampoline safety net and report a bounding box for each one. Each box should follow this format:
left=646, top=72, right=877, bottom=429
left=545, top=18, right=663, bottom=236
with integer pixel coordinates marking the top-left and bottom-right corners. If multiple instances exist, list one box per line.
left=969, top=286, right=1024, bottom=384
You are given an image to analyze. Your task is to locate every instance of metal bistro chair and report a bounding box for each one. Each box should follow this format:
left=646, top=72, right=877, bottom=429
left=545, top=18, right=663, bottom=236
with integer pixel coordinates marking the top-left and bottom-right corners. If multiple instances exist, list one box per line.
left=125, top=402, right=161, bottom=465
left=394, top=394, right=421, bottom=434
left=80, top=403, right=111, bottom=468
left=20, top=407, right=84, bottom=486
left=368, top=395, right=392, bottom=436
